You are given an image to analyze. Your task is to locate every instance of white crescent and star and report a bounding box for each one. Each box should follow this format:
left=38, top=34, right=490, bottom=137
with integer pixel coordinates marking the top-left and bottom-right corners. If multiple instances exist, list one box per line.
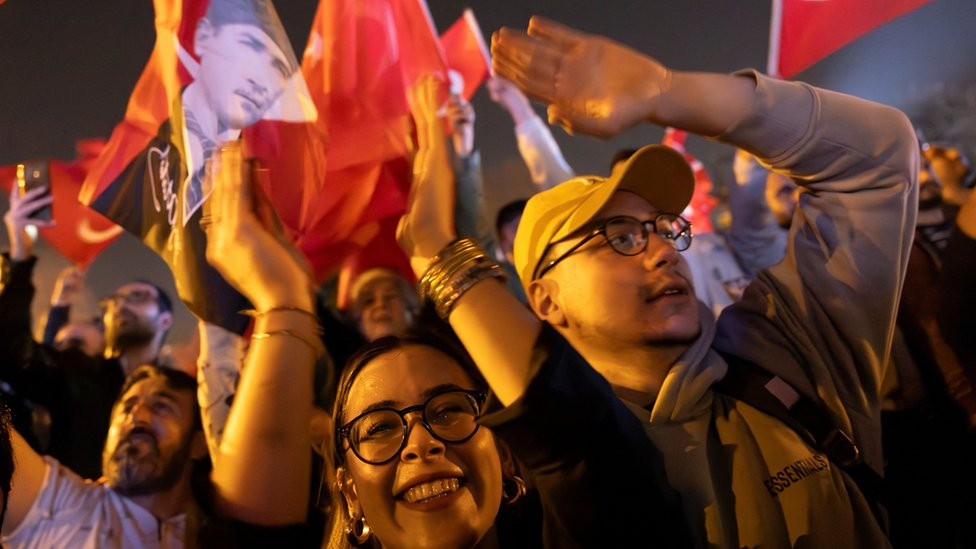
left=77, top=218, right=124, bottom=244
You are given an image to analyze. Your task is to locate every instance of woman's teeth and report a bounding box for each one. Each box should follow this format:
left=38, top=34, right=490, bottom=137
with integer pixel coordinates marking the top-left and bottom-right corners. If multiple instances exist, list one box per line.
left=403, top=478, right=461, bottom=503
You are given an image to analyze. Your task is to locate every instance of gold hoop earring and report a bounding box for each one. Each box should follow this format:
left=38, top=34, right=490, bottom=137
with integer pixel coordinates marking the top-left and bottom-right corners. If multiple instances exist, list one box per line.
left=502, top=475, right=527, bottom=505
left=345, top=514, right=371, bottom=546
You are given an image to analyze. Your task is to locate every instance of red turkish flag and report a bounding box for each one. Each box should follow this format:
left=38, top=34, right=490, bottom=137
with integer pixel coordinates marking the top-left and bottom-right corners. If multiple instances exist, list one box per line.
left=1, top=141, right=123, bottom=267
left=440, top=9, right=490, bottom=100
left=661, top=128, right=717, bottom=234
left=769, top=0, right=931, bottom=78
left=298, top=0, right=448, bottom=292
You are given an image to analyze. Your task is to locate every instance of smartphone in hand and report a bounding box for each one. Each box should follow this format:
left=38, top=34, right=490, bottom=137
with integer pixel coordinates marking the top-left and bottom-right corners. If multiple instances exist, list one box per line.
left=16, top=160, right=52, bottom=221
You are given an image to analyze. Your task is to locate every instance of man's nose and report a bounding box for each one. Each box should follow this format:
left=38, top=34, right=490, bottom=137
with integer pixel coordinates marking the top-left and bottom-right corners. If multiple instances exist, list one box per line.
left=126, top=401, right=152, bottom=425
left=642, top=233, right=681, bottom=270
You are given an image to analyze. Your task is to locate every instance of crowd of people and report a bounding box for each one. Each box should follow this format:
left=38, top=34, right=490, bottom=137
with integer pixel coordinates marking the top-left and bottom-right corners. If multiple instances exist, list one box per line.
left=1, top=13, right=975, bottom=549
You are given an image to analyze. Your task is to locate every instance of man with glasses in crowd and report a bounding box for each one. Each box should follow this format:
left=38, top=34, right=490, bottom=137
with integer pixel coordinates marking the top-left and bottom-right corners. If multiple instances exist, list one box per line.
left=1, top=184, right=174, bottom=478
left=400, top=18, right=919, bottom=546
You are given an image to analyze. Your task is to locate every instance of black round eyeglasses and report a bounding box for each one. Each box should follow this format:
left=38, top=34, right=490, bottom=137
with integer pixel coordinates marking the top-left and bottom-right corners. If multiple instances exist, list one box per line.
left=340, top=389, right=487, bottom=465
left=534, top=214, right=692, bottom=279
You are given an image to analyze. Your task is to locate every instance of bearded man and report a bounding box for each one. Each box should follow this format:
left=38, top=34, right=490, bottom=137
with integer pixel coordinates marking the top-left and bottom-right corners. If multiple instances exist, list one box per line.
left=1, top=365, right=206, bottom=547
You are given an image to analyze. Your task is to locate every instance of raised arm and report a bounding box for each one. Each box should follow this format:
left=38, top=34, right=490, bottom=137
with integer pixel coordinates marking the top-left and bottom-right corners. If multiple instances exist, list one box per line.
left=488, top=76, right=574, bottom=188
left=491, top=17, right=755, bottom=139
left=203, top=143, right=319, bottom=526
left=726, top=150, right=787, bottom=279
left=1, top=429, right=48, bottom=536
left=1, top=185, right=54, bottom=362
left=398, top=77, right=542, bottom=406
left=490, top=17, right=916, bottom=459
left=41, top=267, right=85, bottom=346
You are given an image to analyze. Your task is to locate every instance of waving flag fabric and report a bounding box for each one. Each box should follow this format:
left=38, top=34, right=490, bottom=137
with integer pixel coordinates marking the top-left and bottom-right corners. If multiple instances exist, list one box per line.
left=440, top=9, right=490, bottom=101
left=661, top=128, right=717, bottom=234
left=299, top=0, right=448, bottom=304
left=768, top=0, right=931, bottom=78
left=1, top=141, right=123, bottom=267
left=79, top=0, right=315, bottom=333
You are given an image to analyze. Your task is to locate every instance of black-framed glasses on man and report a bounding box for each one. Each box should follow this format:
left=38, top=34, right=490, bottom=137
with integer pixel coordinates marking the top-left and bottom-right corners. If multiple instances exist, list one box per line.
left=340, top=389, right=487, bottom=465
left=97, top=288, right=158, bottom=310
left=534, top=214, right=693, bottom=279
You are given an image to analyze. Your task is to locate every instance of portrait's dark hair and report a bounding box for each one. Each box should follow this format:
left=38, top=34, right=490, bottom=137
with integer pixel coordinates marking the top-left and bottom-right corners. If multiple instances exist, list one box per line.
left=203, top=0, right=298, bottom=73
left=0, top=404, right=14, bottom=528
left=117, top=365, right=202, bottom=431
left=610, top=148, right=639, bottom=171
left=495, top=199, right=528, bottom=239
left=130, top=279, right=174, bottom=314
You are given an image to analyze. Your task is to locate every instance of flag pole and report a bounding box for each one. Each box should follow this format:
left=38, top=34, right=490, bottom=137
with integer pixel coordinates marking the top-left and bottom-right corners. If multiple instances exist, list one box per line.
left=767, top=0, right=782, bottom=77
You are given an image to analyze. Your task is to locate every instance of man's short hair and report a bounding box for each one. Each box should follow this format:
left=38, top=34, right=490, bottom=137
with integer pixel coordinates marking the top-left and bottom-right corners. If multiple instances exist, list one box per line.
left=203, top=0, right=297, bottom=73
left=117, top=365, right=201, bottom=430
left=496, top=199, right=528, bottom=237
left=130, top=279, right=173, bottom=314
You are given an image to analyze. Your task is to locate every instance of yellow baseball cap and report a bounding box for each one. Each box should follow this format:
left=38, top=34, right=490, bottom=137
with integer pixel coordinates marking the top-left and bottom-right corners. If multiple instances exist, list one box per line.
left=513, top=144, right=695, bottom=288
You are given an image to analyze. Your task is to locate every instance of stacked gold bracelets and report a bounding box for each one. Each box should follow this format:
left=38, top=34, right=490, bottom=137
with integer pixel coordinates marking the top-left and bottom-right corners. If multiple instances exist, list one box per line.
left=420, top=237, right=507, bottom=319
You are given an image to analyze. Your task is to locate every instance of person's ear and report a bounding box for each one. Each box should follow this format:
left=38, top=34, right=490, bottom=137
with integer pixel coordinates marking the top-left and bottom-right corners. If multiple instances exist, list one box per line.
left=194, top=18, right=214, bottom=58
left=526, top=278, right=566, bottom=327
left=336, top=467, right=362, bottom=518
left=157, top=311, right=173, bottom=333
left=494, top=438, right=518, bottom=478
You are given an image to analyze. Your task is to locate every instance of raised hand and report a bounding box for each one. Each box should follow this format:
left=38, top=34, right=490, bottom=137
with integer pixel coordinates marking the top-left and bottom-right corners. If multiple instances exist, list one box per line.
left=924, top=144, right=971, bottom=206
left=50, top=266, right=85, bottom=307
left=397, top=76, right=458, bottom=277
left=447, top=93, right=476, bottom=157
left=491, top=17, right=672, bottom=138
left=487, top=76, right=534, bottom=126
left=203, top=142, right=314, bottom=313
left=4, top=184, right=54, bottom=261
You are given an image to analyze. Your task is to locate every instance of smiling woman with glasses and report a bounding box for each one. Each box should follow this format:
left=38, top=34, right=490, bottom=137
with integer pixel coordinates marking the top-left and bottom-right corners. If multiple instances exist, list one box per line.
left=327, top=332, right=529, bottom=548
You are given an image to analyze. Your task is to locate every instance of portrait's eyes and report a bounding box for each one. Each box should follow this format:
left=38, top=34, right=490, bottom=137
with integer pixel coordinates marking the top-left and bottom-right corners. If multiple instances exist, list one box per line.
left=237, top=33, right=267, bottom=54
left=271, top=58, right=289, bottom=80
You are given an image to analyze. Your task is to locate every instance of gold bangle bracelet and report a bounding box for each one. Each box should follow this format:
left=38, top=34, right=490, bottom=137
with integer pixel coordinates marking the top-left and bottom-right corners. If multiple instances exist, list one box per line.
left=251, top=329, right=325, bottom=357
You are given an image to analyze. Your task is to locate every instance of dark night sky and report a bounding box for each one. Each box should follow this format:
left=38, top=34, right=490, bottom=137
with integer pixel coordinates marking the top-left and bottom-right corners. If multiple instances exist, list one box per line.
left=1, top=0, right=974, bottom=343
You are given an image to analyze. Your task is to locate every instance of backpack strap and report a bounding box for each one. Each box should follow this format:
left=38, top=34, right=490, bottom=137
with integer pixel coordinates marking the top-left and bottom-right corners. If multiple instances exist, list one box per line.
left=714, top=352, right=887, bottom=527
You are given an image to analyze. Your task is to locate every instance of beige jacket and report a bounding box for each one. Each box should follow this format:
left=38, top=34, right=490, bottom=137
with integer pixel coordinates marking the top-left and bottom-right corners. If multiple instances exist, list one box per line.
left=631, top=71, right=917, bottom=548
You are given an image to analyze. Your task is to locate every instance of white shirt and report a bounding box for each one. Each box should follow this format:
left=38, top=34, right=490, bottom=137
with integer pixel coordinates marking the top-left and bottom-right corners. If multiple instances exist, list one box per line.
left=2, top=457, right=186, bottom=549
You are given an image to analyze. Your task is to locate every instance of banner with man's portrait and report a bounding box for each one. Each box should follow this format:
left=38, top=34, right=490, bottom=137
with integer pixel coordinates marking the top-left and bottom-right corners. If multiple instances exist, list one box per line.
left=80, top=0, right=316, bottom=332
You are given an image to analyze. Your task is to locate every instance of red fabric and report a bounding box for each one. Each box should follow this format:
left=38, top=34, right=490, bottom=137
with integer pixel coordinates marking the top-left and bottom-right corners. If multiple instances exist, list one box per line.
left=661, top=128, right=716, bottom=234
left=1, top=141, right=122, bottom=267
left=298, top=0, right=447, bottom=291
left=440, top=9, right=490, bottom=100
left=774, top=0, right=931, bottom=78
